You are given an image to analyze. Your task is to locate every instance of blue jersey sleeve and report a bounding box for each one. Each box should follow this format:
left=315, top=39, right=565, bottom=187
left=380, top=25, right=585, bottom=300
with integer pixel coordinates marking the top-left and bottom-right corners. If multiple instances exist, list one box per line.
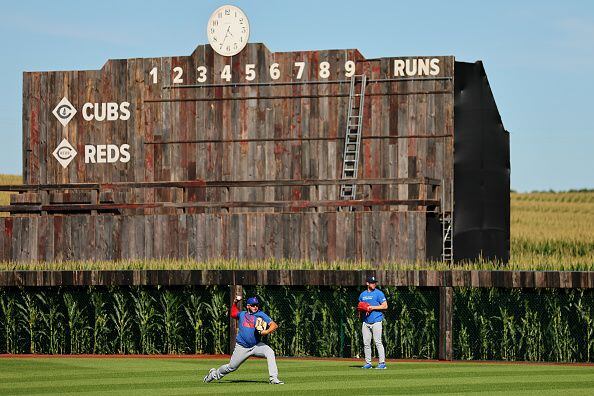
left=258, top=311, right=272, bottom=324
left=377, top=290, right=387, bottom=304
left=358, top=292, right=364, bottom=302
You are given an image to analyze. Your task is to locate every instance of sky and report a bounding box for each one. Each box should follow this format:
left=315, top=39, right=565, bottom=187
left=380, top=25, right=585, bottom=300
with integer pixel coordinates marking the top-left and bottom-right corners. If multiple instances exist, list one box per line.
left=0, top=0, right=592, bottom=192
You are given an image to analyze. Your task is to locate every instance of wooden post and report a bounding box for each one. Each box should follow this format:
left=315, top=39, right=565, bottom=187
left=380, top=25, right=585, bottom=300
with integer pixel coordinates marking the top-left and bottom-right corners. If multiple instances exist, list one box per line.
left=439, top=286, right=453, bottom=360
left=40, top=190, right=49, bottom=216
left=229, top=284, right=243, bottom=354
left=90, top=189, right=98, bottom=216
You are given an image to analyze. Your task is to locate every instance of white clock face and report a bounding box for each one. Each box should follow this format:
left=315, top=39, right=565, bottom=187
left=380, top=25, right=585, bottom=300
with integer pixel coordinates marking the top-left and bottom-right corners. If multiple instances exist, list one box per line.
left=207, top=5, right=250, bottom=57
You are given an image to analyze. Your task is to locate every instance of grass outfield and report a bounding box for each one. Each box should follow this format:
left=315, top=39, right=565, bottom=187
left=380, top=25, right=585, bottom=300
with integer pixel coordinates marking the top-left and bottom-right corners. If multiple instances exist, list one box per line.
left=0, top=358, right=593, bottom=395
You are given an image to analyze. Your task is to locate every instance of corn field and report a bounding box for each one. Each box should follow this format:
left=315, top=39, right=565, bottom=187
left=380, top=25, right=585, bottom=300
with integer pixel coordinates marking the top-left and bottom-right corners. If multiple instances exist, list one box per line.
left=0, top=286, right=228, bottom=355
left=454, top=287, right=594, bottom=362
left=1, top=285, right=592, bottom=362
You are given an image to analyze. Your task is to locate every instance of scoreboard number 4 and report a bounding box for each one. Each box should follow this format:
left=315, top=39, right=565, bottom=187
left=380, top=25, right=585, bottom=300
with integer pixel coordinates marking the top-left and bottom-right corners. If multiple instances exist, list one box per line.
left=148, top=61, right=360, bottom=85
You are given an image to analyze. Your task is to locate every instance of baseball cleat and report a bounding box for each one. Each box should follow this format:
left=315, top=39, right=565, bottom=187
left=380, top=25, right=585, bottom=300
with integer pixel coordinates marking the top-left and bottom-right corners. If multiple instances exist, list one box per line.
left=376, top=363, right=387, bottom=369
left=362, top=363, right=373, bottom=369
left=270, top=378, right=284, bottom=385
left=203, top=368, right=216, bottom=383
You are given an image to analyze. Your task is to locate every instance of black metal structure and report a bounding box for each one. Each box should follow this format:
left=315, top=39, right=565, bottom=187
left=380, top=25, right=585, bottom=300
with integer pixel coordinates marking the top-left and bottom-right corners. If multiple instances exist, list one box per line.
left=454, top=61, right=511, bottom=263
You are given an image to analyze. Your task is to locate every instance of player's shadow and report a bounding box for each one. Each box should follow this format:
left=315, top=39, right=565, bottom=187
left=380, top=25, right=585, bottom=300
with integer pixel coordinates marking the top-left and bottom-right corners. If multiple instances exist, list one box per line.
left=223, top=379, right=268, bottom=384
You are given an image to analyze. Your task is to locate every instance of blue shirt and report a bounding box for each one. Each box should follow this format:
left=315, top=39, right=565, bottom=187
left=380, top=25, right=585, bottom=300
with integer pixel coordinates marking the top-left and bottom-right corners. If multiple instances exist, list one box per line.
left=358, top=289, right=387, bottom=324
left=236, top=310, right=272, bottom=348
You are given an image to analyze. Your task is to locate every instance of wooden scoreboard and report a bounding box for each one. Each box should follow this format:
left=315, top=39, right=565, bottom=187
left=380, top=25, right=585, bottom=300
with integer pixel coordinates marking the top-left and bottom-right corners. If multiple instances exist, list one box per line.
left=1, top=7, right=509, bottom=264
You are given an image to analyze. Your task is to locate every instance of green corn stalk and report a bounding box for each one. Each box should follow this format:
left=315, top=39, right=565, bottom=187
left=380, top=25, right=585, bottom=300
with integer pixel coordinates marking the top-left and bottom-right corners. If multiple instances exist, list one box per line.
left=132, top=288, right=160, bottom=354
left=345, top=305, right=363, bottom=358
left=545, top=292, right=576, bottom=362
left=409, top=288, right=437, bottom=359
left=383, top=287, right=402, bottom=358
left=0, top=290, right=23, bottom=354
left=38, top=290, right=65, bottom=354
left=499, top=307, right=518, bottom=361
left=478, top=313, right=495, bottom=360
left=457, top=324, right=472, bottom=360
left=287, top=291, right=309, bottom=356
left=398, top=305, right=415, bottom=358
left=519, top=303, right=543, bottom=361
left=204, top=286, right=228, bottom=354
left=90, top=288, right=111, bottom=354
left=313, top=291, right=339, bottom=357
left=111, top=289, right=134, bottom=354
left=16, top=290, right=43, bottom=354
left=160, top=289, right=184, bottom=354
left=573, top=290, right=594, bottom=362
left=64, top=291, right=91, bottom=354
left=333, top=287, right=351, bottom=358
left=184, top=289, right=205, bottom=354
left=417, top=307, right=436, bottom=359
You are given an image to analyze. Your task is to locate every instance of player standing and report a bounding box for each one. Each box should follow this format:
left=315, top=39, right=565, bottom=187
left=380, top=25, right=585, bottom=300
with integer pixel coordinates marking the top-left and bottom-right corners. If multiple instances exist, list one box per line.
left=357, top=275, right=388, bottom=369
left=203, top=295, right=284, bottom=385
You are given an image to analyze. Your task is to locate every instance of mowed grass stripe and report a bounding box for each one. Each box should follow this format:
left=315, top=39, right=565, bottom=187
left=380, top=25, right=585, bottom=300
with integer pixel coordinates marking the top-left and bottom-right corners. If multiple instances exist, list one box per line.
left=1, top=358, right=594, bottom=395
left=4, top=365, right=592, bottom=384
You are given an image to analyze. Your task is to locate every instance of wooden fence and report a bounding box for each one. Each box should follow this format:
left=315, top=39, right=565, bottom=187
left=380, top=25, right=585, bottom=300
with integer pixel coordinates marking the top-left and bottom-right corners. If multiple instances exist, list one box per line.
left=1, top=269, right=592, bottom=360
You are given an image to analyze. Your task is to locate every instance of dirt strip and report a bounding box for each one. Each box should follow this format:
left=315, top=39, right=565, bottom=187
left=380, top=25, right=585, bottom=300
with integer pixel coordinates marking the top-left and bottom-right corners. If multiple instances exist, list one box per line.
left=0, top=354, right=593, bottom=367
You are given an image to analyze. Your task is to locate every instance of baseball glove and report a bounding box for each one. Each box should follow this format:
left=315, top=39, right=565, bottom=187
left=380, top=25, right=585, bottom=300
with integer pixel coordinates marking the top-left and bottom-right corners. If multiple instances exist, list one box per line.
left=357, top=301, right=371, bottom=312
left=255, top=317, right=267, bottom=334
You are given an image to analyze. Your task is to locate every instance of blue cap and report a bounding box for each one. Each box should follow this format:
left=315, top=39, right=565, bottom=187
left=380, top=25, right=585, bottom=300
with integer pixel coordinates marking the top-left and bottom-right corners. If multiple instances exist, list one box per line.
left=246, top=297, right=260, bottom=306
left=366, top=275, right=378, bottom=283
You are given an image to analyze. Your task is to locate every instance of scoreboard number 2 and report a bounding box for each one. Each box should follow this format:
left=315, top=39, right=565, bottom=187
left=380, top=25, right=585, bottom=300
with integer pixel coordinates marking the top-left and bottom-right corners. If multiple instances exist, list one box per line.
left=148, top=60, right=362, bottom=84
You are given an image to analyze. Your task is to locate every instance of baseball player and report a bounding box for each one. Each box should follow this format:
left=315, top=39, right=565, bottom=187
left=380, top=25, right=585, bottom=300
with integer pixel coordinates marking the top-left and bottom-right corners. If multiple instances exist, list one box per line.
left=203, top=295, right=284, bottom=385
left=357, top=275, right=388, bottom=369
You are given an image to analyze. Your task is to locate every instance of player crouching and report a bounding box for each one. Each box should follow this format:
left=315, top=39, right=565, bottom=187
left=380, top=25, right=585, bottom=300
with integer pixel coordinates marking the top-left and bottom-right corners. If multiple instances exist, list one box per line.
left=203, top=295, right=284, bottom=385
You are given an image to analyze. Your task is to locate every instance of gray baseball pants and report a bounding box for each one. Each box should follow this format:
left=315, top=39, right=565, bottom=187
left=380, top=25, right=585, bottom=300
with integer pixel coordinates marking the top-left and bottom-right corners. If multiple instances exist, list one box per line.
left=362, top=321, right=385, bottom=364
left=212, top=342, right=279, bottom=381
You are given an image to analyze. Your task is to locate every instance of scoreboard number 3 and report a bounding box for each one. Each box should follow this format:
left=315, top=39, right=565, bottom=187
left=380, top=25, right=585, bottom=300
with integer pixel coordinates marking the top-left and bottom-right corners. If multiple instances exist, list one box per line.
left=148, top=60, right=364, bottom=84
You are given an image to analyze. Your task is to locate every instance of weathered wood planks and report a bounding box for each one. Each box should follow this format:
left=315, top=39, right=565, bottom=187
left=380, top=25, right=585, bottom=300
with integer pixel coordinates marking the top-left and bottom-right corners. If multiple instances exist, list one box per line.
left=0, top=269, right=592, bottom=288
left=0, top=212, right=429, bottom=262
left=21, top=44, right=454, bottom=209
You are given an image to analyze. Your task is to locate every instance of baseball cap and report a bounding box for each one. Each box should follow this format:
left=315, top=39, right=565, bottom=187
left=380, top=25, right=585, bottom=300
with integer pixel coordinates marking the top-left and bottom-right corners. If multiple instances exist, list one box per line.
left=246, top=296, right=260, bottom=306
left=366, top=275, right=378, bottom=284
